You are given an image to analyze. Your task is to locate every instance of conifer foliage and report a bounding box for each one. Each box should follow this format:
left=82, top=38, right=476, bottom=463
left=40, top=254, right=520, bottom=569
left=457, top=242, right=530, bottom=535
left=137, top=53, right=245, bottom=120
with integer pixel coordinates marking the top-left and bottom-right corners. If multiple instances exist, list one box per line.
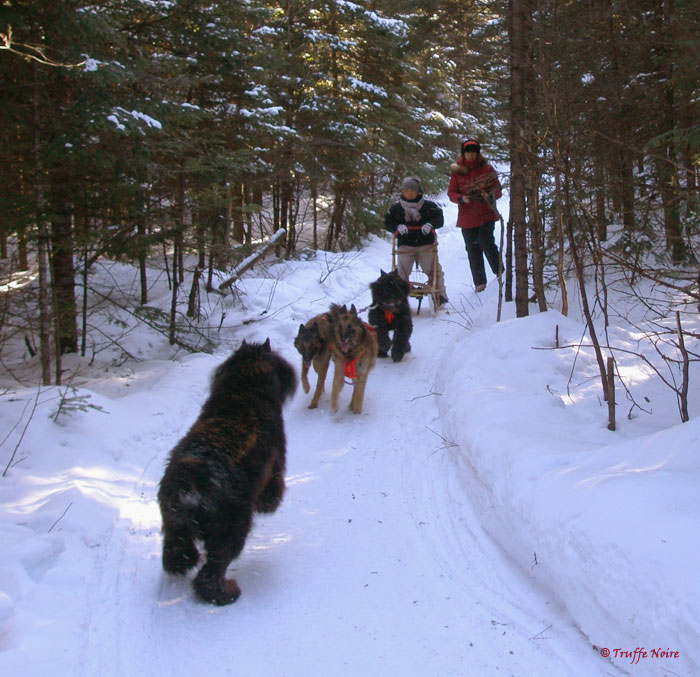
left=0, top=0, right=470, bottom=382
left=1, top=0, right=698, bottom=386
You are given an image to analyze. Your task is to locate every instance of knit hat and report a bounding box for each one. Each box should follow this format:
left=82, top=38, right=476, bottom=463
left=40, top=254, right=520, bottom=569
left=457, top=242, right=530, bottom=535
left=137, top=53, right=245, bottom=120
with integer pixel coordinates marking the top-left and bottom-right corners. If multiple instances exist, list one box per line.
left=461, top=139, right=481, bottom=155
left=401, top=176, right=422, bottom=193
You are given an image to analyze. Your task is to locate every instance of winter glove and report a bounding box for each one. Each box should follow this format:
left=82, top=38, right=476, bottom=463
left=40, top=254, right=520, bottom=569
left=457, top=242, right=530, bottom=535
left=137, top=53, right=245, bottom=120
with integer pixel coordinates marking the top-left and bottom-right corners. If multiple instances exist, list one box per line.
left=397, top=224, right=409, bottom=235
left=421, top=223, right=432, bottom=235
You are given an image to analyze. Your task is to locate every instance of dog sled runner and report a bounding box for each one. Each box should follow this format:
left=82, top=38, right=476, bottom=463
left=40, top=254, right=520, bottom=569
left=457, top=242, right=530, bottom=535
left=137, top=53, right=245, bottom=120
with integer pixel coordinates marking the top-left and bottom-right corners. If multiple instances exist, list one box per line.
left=391, top=226, right=441, bottom=314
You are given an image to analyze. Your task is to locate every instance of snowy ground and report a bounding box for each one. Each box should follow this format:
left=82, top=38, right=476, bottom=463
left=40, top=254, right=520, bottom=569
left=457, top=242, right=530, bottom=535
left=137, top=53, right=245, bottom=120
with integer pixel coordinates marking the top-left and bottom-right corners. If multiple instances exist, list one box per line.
left=1, top=197, right=698, bottom=676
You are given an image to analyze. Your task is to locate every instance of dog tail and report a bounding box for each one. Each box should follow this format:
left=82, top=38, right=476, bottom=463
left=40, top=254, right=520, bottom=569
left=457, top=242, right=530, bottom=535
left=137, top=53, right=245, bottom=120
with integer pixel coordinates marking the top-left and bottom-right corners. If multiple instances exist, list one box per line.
left=158, top=458, right=208, bottom=525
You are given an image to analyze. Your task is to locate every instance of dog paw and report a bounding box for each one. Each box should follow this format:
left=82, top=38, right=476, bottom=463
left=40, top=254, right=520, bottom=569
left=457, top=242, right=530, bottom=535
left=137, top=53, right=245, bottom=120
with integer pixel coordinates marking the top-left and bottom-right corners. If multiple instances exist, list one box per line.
left=194, top=576, right=241, bottom=606
left=377, top=351, right=388, bottom=358
left=162, top=540, right=200, bottom=574
left=256, top=479, right=285, bottom=513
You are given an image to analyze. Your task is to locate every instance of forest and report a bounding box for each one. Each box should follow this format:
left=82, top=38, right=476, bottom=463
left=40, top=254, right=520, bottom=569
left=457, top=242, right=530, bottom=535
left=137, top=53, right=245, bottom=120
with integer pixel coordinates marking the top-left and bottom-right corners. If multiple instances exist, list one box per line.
left=1, top=0, right=699, bottom=389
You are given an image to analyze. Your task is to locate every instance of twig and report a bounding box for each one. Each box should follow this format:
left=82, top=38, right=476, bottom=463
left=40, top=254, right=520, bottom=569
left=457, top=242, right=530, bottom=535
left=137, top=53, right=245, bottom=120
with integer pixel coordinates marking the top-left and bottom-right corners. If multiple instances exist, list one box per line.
left=1, top=26, right=87, bottom=68
left=0, top=397, right=31, bottom=451
left=48, top=502, right=73, bottom=533
left=409, top=389, right=442, bottom=401
left=529, top=624, right=552, bottom=641
left=3, top=383, right=42, bottom=476
left=426, top=426, right=458, bottom=455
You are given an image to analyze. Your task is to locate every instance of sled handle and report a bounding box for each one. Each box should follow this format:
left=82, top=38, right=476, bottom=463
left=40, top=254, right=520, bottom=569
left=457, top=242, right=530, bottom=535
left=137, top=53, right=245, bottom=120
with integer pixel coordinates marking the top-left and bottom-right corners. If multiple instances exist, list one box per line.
left=392, top=225, right=438, bottom=242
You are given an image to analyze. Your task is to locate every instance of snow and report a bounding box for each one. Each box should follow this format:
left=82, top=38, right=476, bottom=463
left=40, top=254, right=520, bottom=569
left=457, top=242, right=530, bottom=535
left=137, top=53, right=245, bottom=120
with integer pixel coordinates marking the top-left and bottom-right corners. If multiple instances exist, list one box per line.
left=107, top=108, right=163, bottom=131
left=1, top=196, right=698, bottom=676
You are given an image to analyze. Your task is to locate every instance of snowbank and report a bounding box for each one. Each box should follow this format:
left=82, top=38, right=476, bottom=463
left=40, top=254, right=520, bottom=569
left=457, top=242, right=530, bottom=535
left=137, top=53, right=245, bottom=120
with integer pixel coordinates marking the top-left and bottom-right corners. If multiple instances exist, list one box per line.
left=438, top=309, right=700, bottom=676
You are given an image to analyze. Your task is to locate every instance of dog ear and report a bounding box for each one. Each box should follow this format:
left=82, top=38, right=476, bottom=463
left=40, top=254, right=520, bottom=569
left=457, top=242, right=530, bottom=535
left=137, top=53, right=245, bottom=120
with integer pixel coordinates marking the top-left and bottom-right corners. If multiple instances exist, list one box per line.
left=380, top=269, right=386, bottom=276
left=298, top=323, right=305, bottom=333
left=262, top=338, right=271, bottom=351
left=350, top=304, right=357, bottom=315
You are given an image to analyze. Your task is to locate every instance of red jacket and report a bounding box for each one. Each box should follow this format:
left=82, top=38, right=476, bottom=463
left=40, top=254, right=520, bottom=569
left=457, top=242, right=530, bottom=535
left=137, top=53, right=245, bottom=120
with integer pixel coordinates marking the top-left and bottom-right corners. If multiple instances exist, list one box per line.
left=447, top=157, right=502, bottom=229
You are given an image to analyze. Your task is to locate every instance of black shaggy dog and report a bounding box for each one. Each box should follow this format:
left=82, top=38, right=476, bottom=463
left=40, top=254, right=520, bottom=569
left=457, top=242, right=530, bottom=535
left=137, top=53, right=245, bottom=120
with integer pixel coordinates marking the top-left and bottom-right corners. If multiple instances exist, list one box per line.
left=367, top=269, right=413, bottom=363
left=158, top=339, right=297, bottom=606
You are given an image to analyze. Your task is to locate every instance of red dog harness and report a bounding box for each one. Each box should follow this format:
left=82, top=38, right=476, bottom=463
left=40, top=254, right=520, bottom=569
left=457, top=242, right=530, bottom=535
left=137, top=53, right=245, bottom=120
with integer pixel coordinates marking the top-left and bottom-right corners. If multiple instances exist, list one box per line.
left=335, top=323, right=376, bottom=382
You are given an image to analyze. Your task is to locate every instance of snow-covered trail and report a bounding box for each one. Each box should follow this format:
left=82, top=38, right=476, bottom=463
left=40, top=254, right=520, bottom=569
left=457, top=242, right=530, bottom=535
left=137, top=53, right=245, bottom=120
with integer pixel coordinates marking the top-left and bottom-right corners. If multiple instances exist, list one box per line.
left=73, top=227, right=619, bottom=676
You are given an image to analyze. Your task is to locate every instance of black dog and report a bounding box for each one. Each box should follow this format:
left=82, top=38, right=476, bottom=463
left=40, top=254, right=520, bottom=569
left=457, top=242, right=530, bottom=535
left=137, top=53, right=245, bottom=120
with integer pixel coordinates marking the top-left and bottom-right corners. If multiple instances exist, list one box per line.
left=368, top=269, right=413, bottom=363
left=157, top=339, right=297, bottom=605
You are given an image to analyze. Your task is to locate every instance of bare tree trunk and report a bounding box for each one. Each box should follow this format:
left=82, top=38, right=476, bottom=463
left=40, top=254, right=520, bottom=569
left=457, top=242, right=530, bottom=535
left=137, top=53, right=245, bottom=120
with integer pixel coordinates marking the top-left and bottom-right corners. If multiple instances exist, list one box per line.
left=564, top=161, right=609, bottom=403
left=527, top=169, right=546, bottom=312
left=272, top=182, right=281, bottom=231
left=553, top=147, right=568, bottom=317
left=325, top=184, right=346, bottom=251
left=243, top=182, right=254, bottom=246
left=505, top=219, right=513, bottom=302
left=283, top=179, right=296, bottom=258
left=169, top=238, right=180, bottom=345
left=137, top=218, right=148, bottom=305
left=33, top=76, right=52, bottom=385
left=176, top=174, right=186, bottom=285
left=509, top=0, right=530, bottom=317
left=607, top=356, right=616, bottom=431
left=231, top=182, right=244, bottom=244
left=18, top=232, right=29, bottom=271
left=675, top=311, right=689, bottom=422
left=186, top=266, right=201, bottom=319
left=594, top=153, right=607, bottom=242
left=311, top=178, right=319, bottom=250
left=81, top=244, right=88, bottom=357
left=50, top=187, right=78, bottom=355
left=618, top=149, right=635, bottom=233
left=655, top=0, right=686, bottom=265
left=255, top=185, right=265, bottom=241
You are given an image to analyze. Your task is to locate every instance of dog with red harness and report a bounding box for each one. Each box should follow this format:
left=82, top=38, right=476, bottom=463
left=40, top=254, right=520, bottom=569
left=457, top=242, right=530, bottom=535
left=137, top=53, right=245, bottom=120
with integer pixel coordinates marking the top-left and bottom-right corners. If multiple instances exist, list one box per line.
left=328, top=303, right=378, bottom=414
left=368, top=269, right=412, bottom=363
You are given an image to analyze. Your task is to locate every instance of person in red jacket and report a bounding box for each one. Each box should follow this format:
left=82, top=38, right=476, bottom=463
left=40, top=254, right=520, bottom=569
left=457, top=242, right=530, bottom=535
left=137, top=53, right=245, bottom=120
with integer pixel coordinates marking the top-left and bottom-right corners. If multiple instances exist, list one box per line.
left=447, top=140, right=502, bottom=292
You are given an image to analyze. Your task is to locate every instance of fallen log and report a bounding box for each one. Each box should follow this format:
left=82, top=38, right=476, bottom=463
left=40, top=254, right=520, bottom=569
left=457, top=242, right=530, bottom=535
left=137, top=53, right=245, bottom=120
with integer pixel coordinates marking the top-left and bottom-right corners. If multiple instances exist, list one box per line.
left=217, top=229, right=286, bottom=292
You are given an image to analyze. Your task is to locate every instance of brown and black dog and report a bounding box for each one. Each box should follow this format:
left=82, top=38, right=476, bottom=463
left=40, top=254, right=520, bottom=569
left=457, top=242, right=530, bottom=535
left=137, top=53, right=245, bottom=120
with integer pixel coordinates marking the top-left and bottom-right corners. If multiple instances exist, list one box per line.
left=157, top=339, right=296, bottom=605
left=294, top=311, right=335, bottom=409
left=328, top=304, right=378, bottom=415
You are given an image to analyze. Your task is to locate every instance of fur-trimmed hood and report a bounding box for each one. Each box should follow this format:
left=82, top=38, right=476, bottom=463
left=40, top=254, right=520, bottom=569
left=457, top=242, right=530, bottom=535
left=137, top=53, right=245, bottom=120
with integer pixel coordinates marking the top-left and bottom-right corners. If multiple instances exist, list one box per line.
left=450, top=155, right=486, bottom=175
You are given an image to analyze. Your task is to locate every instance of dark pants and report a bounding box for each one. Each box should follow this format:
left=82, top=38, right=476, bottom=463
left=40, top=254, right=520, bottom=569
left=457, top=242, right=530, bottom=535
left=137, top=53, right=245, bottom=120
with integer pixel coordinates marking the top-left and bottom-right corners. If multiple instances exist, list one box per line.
left=461, top=221, right=502, bottom=287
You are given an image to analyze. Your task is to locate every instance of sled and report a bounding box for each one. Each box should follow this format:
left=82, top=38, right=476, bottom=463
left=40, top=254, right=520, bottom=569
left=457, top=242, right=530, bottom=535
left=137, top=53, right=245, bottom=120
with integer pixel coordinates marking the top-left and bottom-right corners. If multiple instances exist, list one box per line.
left=391, top=226, right=441, bottom=315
